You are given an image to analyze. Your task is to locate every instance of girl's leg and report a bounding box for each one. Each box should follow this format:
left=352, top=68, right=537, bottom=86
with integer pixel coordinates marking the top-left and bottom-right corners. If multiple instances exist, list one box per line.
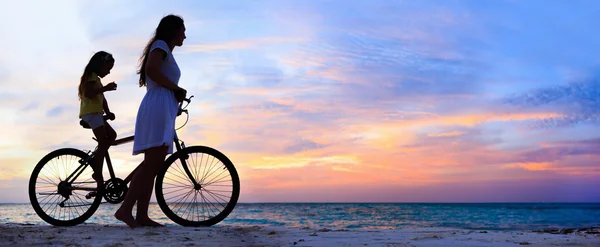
left=104, top=122, right=117, bottom=146
left=135, top=145, right=168, bottom=227
left=100, top=122, right=117, bottom=181
left=91, top=125, right=109, bottom=184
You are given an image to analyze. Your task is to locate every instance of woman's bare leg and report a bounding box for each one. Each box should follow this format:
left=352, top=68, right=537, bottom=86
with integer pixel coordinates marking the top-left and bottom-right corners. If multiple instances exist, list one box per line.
left=115, top=165, right=141, bottom=228
left=135, top=145, right=168, bottom=227
left=115, top=145, right=167, bottom=227
left=114, top=149, right=146, bottom=228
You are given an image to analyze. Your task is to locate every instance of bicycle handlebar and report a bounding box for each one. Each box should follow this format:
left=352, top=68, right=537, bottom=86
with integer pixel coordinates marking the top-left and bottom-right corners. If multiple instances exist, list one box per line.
left=177, top=95, right=194, bottom=116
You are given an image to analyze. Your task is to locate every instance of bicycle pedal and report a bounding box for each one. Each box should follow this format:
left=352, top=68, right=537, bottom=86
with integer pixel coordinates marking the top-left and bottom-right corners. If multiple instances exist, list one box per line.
left=85, top=191, right=98, bottom=199
left=59, top=198, right=69, bottom=207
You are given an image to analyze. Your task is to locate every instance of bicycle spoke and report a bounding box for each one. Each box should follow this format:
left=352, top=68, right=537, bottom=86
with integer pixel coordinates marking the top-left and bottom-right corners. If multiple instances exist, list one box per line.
left=200, top=156, right=216, bottom=184
left=156, top=146, right=239, bottom=226
left=30, top=149, right=101, bottom=226
left=174, top=190, right=195, bottom=216
left=165, top=188, right=194, bottom=202
left=203, top=188, right=229, bottom=203
left=202, top=168, right=229, bottom=186
left=201, top=190, right=220, bottom=218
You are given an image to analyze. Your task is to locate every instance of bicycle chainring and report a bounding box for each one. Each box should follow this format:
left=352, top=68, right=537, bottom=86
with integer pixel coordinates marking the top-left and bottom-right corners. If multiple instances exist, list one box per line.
left=103, top=178, right=128, bottom=204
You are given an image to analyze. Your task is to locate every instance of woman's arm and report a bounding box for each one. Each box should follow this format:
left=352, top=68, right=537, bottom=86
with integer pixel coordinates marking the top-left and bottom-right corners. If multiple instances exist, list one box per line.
left=146, top=49, right=183, bottom=91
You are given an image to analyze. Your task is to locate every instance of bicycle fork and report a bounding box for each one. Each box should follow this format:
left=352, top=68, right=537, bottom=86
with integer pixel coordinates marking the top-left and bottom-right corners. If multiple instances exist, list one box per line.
left=174, top=134, right=201, bottom=189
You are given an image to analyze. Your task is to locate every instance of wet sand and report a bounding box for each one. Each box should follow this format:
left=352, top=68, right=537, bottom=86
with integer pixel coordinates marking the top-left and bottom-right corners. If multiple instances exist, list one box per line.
left=0, top=223, right=598, bottom=247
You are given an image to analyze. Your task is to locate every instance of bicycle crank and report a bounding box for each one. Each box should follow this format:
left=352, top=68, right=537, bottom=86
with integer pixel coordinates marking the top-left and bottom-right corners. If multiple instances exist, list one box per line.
left=103, top=178, right=128, bottom=204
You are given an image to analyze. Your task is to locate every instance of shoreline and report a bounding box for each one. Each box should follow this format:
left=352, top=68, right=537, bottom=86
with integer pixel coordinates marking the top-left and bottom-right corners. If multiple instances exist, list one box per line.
left=1, top=223, right=598, bottom=247
left=3, top=203, right=599, bottom=233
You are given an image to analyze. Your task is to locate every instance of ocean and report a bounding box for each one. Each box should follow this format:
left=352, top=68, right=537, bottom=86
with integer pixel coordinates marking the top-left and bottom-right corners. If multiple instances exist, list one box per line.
left=2, top=203, right=599, bottom=230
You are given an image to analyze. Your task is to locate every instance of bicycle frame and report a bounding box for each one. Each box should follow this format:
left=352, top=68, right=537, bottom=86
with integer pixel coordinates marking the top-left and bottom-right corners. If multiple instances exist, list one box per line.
left=64, top=96, right=199, bottom=193
left=121, top=132, right=197, bottom=187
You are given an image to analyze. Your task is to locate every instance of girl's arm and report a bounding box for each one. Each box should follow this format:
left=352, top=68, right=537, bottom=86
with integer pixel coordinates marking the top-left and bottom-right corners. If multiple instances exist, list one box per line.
left=146, top=49, right=184, bottom=92
left=102, top=98, right=115, bottom=119
left=84, top=81, right=116, bottom=99
left=103, top=98, right=111, bottom=114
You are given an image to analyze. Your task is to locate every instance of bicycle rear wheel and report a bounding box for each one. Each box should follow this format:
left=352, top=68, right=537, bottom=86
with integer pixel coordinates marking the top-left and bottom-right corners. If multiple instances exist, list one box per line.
left=28, top=148, right=102, bottom=226
left=155, top=146, right=240, bottom=226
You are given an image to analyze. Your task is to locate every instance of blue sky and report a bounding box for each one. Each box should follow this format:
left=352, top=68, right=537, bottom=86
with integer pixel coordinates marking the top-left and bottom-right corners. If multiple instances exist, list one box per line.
left=0, top=0, right=599, bottom=203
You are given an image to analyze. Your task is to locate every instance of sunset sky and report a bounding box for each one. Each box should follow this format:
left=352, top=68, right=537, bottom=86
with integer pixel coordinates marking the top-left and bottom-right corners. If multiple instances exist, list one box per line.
left=1, top=0, right=599, bottom=203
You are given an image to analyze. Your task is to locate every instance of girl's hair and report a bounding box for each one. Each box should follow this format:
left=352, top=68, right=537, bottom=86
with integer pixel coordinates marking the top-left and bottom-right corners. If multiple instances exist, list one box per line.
left=78, top=51, right=114, bottom=100
left=137, top=14, right=184, bottom=87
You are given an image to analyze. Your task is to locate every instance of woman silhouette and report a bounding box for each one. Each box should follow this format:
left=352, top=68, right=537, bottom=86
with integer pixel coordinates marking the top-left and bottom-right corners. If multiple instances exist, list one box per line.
left=115, top=14, right=187, bottom=228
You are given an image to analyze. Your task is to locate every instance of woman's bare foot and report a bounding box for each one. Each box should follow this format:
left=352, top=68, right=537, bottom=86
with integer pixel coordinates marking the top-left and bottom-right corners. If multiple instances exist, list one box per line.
left=115, top=209, right=138, bottom=228
left=136, top=217, right=164, bottom=227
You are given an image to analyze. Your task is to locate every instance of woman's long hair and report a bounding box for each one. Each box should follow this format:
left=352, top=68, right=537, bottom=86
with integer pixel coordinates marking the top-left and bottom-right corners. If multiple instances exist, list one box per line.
left=78, top=51, right=114, bottom=100
left=137, top=14, right=184, bottom=87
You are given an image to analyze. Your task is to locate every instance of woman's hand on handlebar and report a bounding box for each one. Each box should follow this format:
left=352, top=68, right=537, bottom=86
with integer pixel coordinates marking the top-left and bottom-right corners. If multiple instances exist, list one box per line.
left=174, top=87, right=187, bottom=102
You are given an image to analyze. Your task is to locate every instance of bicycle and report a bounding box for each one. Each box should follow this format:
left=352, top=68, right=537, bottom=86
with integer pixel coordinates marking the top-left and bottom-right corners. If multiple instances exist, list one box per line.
left=28, top=96, right=240, bottom=227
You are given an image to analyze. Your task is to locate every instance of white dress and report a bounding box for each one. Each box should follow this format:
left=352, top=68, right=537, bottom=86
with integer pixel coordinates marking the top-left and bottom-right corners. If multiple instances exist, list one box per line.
left=132, top=40, right=181, bottom=155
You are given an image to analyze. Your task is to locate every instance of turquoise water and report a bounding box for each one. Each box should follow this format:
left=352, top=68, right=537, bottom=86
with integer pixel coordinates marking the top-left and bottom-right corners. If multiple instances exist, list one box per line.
left=2, top=203, right=599, bottom=230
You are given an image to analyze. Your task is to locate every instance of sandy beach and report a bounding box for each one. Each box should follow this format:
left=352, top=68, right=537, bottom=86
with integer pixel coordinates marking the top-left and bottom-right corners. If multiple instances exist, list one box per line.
left=0, top=223, right=598, bottom=247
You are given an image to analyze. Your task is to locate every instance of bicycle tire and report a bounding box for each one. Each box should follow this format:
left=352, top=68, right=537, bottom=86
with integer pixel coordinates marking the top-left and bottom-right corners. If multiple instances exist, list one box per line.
left=28, top=148, right=102, bottom=226
left=155, top=146, right=240, bottom=226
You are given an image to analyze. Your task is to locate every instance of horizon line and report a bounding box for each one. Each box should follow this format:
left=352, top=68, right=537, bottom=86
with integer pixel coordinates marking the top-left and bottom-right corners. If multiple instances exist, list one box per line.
left=1, top=201, right=599, bottom=204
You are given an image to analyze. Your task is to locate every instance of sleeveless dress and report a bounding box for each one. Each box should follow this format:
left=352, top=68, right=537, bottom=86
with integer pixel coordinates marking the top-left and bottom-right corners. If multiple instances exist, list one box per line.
left=132, top=40, right=181, bottom=155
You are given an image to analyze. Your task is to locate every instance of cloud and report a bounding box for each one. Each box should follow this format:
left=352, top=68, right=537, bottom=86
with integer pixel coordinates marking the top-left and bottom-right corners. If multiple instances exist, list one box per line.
left=283, top=138, right=328, bottom=154
left=46, top=105, right=67, bottom=117
left=428, top=131, right=466, bottom=137
left=180, top=37, right=305, bottom=53
left=515, top=137, right=600, bottom=164
left=503, top=75, right=600, bottom=129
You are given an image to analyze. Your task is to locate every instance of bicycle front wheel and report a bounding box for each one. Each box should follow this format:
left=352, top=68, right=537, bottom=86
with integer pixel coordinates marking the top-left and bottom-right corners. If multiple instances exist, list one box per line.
left=28, top=148, right=102, bottom=226
left=155, top=146, right=240, bottom=226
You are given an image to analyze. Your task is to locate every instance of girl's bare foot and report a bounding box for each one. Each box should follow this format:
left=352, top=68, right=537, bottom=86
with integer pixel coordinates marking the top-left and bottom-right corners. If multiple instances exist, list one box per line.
left=115, top=209, right=138, bottom=228
left=92, top=172, right=103, bottom=182
left=92, top=173, right=104, bottom=193
left=92, top=173, right=104, bottom=185
left=136, top=217, right=164, bottom=227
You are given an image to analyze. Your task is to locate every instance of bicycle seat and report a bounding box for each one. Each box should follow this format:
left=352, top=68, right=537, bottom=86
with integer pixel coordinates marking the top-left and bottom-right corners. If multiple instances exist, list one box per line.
left=79, top=120, right=91, bottom=129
